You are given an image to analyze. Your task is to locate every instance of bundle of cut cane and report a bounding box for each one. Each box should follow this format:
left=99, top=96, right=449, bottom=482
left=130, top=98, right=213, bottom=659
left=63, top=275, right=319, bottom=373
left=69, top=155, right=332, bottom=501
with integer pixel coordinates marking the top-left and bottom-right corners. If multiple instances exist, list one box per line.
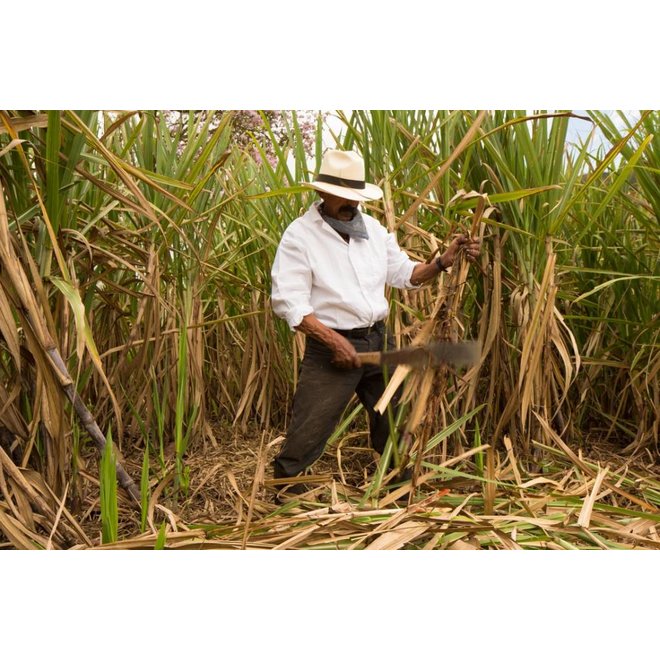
left=375, top=190, right=494, bottom=498
left=369, top=108, right=492, bottom=503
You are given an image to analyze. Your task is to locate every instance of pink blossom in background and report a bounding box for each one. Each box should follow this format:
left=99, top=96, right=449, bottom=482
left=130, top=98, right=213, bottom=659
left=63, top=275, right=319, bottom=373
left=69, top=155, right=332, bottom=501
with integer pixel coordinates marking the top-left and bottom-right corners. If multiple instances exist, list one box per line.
left=164, top=110, right=322, bottom=162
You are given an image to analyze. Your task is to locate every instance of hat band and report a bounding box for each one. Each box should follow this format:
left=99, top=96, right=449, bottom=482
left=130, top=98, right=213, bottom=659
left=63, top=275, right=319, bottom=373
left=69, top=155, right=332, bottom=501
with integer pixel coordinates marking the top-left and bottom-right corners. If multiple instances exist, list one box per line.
left=315, top=173, right=365, bottom=190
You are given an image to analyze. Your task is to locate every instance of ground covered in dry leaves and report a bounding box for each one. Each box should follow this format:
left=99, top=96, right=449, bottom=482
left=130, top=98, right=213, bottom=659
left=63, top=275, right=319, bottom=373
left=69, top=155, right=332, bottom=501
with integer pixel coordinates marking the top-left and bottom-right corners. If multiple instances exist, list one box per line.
left=68, top=423, right=660, bottom=550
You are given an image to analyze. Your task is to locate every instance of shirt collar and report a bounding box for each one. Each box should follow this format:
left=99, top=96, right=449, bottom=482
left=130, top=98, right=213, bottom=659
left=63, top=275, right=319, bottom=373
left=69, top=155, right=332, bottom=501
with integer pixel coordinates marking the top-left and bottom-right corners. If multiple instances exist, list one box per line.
left=309, top=201, right=340, bottom=238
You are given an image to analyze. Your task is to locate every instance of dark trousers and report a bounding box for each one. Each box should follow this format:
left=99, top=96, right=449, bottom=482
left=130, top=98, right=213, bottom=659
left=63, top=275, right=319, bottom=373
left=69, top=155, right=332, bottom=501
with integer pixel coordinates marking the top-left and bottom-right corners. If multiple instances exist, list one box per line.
left=273, top=323, right=400, bottom=479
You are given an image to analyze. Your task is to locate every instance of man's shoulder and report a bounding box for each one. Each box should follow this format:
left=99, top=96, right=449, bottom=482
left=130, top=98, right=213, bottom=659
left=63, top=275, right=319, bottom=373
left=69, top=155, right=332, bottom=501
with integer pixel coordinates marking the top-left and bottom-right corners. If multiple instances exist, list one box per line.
left=283, top=209, right=315, bottom=232
left=278, top=208, right=318, bottom=244
left=362, top=213, right=389, bottom=237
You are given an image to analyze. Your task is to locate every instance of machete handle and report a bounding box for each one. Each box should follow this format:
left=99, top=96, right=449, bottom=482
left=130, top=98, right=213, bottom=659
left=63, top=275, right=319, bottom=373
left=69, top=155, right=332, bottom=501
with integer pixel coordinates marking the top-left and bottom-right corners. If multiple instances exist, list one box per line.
left=357, top=351, right=381, bottom=366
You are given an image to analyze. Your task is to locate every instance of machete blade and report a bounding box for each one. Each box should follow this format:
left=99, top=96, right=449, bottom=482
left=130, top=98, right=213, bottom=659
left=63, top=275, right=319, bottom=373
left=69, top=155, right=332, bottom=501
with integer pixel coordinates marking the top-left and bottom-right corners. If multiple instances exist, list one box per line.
left=378, top=340, right=481, bottom=368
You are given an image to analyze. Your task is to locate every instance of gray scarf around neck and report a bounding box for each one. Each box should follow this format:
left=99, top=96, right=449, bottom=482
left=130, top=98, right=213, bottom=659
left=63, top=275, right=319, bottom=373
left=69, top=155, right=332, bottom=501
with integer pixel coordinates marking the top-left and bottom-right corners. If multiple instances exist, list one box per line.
left=319, top=205, right=369, bottom=240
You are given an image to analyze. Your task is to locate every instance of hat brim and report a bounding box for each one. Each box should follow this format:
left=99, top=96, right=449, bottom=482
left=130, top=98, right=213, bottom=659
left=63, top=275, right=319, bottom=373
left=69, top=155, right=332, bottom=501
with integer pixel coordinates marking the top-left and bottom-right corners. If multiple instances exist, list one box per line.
left=302, top=180, right=383, bottom=202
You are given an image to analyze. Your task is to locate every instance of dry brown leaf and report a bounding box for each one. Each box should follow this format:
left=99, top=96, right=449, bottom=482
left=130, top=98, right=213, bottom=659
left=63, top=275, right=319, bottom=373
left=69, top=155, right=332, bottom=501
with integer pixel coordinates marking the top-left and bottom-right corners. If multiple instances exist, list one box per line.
left=365, top=521, right=430, bottom=550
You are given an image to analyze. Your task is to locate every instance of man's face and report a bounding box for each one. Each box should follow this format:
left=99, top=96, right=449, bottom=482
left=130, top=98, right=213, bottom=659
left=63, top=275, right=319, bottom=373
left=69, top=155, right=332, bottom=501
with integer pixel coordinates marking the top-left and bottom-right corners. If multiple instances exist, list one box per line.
left=319, top=192, right=360, bottom=221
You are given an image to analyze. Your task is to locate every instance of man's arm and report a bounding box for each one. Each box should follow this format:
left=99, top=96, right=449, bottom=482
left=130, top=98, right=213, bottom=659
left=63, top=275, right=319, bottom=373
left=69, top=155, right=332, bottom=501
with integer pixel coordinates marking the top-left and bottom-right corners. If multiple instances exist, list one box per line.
left=295, top=314, right=362, bottom=369
left=271, top=231, right=315, bottom=330
left=410, top=235, right=482, bottom=286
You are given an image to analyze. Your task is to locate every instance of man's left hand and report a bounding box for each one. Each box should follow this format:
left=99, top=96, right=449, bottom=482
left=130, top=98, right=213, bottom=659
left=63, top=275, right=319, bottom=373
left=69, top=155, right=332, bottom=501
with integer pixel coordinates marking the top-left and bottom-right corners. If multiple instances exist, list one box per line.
left=439, top=235, right=482, bottom=269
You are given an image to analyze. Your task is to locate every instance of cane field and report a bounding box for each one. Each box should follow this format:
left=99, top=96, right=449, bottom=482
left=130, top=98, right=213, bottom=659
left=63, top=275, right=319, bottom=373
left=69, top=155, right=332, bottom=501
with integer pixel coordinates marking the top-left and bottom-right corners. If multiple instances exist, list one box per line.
left=0, top=109, right=658, bottom=550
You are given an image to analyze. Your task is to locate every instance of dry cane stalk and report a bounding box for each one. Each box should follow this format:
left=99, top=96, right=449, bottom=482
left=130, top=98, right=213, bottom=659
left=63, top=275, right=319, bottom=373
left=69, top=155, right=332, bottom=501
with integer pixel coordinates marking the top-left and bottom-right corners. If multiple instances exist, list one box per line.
left=404, top=197, right=489, bottom=493
left=0, top=183, right=141, bottom=506
left=0, top=444, right=76, bottom=546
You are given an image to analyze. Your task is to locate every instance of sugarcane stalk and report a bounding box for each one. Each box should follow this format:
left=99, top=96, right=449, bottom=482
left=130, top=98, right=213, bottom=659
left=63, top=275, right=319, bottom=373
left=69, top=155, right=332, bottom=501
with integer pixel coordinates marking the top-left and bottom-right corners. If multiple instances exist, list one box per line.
left=46, top=346, right=141, bottom=504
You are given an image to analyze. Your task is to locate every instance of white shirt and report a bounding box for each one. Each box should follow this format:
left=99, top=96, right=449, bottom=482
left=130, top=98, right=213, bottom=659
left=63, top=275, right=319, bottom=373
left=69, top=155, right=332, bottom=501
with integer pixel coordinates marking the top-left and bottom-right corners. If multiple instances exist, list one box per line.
left=271, top=201, right=420, bottom=331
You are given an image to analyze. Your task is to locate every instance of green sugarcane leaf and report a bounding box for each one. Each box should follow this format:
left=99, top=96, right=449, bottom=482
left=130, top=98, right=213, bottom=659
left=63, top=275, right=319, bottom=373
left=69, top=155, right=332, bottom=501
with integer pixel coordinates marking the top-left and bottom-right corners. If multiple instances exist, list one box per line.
left=100, top=434, right=118, bottom=544
left=591, top=134, right=654, bottom=222
left=140, top=446, right=150, bottom=534
left=50, top=276, right=87, bottom=363
left=571, top=275, right=659, bottom=304
left=245, top=185, right=310, bottom=200
left=154, top=522, right=167, bottom=550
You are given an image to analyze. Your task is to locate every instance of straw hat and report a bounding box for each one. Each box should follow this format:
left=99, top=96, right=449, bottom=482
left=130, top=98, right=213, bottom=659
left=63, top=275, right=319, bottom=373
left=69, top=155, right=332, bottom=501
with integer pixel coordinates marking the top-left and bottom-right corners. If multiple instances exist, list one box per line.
left=303, top=149, right=383, bottom=201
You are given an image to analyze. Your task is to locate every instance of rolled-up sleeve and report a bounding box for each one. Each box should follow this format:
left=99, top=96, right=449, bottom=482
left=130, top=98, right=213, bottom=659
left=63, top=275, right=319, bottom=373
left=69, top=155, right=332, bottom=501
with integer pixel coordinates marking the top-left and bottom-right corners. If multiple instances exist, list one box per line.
left=271, top=231, right=314, bottom=330
left=385, top=231, right=421, bottom=289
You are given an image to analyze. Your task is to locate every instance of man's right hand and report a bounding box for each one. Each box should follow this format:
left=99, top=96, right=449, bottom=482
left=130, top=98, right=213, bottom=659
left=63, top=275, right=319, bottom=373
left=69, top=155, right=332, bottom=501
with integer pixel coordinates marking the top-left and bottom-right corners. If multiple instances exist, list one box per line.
left=295, top=313, right=362, bottom=369
left=330, top=333, right=362, bottom=369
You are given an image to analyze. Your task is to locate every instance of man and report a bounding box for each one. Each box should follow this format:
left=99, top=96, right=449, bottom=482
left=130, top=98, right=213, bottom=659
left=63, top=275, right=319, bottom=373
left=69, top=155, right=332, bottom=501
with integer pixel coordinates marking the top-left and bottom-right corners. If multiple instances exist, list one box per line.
left=270, top=149, right=480, bottom=499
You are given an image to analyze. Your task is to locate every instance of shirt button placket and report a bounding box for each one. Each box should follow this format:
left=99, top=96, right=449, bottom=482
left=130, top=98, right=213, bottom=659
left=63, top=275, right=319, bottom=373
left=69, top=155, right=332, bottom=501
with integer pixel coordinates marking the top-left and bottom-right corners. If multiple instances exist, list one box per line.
left=348, top=240, right=375, bottom=327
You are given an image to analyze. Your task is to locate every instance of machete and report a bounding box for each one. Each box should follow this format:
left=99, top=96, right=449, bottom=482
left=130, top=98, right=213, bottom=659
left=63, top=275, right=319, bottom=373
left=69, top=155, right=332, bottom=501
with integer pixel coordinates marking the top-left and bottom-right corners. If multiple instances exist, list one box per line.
left=358, top=340, right=480, bottom=369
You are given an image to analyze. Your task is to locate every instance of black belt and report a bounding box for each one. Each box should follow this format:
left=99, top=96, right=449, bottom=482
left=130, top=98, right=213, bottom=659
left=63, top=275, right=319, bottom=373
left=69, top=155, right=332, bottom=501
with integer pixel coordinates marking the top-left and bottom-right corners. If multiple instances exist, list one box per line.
left=333, top=320, right=384, bottom=339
